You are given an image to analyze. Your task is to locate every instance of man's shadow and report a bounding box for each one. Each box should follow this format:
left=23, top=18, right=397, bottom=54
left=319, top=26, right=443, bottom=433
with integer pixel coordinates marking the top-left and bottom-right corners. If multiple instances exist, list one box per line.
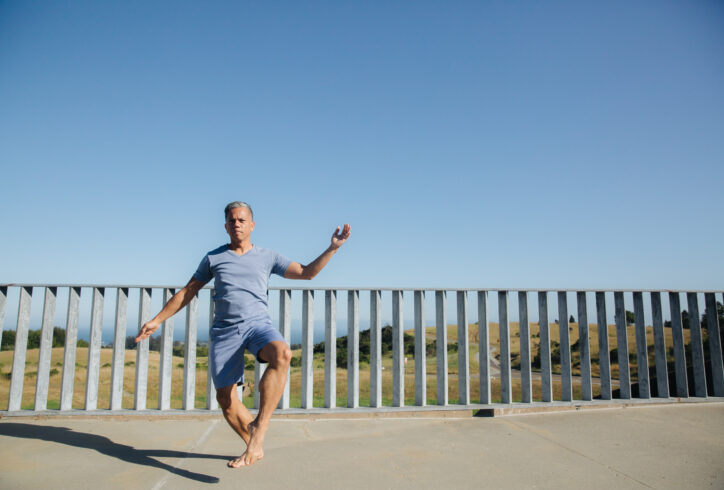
left=0, top=422, right=228, bottom=484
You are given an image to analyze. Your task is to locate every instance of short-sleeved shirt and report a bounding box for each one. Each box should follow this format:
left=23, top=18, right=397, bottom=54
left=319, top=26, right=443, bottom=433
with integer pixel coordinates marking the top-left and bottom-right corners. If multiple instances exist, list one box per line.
left=193, top=245, right=291, bottom=327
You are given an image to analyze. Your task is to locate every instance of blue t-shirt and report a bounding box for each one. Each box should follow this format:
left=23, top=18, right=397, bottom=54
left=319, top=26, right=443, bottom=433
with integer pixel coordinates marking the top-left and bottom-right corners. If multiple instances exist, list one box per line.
left=193, top=245, right=291, bottom=327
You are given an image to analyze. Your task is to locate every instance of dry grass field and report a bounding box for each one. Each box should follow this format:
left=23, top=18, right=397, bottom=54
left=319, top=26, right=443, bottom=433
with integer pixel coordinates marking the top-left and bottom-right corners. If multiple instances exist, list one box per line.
left=0, top=321, right=695, bottom=410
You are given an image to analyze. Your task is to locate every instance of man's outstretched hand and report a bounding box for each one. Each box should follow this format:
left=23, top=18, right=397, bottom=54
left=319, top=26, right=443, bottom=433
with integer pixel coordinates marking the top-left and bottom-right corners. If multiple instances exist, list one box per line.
left=331, top=224, right=351, bottom=250
left=135, top=320, right=159, bottom=343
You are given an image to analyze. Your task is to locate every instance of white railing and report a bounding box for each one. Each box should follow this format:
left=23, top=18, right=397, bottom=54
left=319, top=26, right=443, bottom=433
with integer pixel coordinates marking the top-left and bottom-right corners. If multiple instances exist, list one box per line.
left=0, top=284, right=723, bottom=413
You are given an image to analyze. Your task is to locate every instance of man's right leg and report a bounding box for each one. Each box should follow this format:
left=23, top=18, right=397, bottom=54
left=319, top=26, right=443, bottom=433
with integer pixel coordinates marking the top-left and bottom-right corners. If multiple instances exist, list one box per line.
left=216, top=384, right=254, bottom=451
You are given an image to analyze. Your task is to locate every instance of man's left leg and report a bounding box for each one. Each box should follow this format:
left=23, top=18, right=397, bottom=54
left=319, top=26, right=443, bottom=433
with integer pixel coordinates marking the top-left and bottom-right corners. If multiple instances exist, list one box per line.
left=229, top=340, right=291, bottom=467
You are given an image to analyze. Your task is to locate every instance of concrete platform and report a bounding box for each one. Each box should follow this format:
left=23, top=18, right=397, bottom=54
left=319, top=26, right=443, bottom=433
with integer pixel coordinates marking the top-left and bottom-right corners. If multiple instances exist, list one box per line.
left=1, top=402, right=723, bottom=489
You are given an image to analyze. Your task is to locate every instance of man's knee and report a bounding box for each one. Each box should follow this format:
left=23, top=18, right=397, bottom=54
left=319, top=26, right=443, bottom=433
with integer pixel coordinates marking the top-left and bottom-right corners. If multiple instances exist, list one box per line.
left=262, top=342, right=292, bottom=368
left=278, top=345, right=292, bottom=367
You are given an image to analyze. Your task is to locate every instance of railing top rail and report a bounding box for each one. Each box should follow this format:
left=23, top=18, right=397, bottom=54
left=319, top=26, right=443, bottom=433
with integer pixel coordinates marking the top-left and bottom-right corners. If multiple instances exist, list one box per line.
left=1, top=283, right=723, bottom=294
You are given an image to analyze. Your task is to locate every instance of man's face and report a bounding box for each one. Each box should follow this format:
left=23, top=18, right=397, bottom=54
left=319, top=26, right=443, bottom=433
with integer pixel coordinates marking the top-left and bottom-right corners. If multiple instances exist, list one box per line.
left=225, top=206, right=255, bottom=243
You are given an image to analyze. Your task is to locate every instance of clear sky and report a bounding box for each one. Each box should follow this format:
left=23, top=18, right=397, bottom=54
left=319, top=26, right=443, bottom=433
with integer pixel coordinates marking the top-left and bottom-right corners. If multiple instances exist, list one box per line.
left=2, top=1, right=723, bottom=293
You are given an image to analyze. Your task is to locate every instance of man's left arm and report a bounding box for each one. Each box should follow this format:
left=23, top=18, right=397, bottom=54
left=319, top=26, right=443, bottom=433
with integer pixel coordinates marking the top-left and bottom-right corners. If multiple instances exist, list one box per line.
left=284, top=224, right=351, bottom=280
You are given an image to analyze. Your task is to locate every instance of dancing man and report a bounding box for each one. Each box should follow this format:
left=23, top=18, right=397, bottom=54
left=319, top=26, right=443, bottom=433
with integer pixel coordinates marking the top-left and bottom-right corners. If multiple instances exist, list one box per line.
left=136, top=201, right=351, bottom=467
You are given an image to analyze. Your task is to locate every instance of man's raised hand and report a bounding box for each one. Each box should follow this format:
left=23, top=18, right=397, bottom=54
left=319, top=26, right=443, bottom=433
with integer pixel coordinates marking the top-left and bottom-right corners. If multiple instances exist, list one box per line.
left=331, top=224, right=351, bottom=250
left=135, top=320, right=159, bottom=343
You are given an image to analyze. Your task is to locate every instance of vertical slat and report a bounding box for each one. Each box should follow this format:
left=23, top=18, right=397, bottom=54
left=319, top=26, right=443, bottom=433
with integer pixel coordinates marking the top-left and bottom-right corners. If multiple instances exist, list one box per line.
left=85, top=287, right=105, bottom=410
left=347, top=290, right=359, bottom=408
left=538, top=291, right=553, bottom=402
left=518, top=291, right=531, bottom=404
left=557, top=291, right=572, bottom=402
left=207, top=289, right=218, bottom=410
left=110, top=287, right=128, bottom=410
left=183, top=293, right=198, bottom=409
left=669, top=292, right=689, bottom=397
left=370, top=290, right=382, bottom=408
left=457, top=291, right=470, bottom=405
left=9, top=286, right=32, bottom=411
left=595, top=292, right=611, bottom=400
left=0, top=287, right=7, bottom=362
left=478, top=291, right=490, bottom=404
left=614, top=291, right=631, bottom=399
left=134, top=287, right=151, bottom=410
left=277, top=289, right=291, bottom=409
left=499, top=291, right=511, bottom=404
left=651, top=292, right=669, bottom=398
left=538, top=291, right=552, bottom=402
left=301, top=290, right=314, bottom=409
left=686, top=292, right=707, bottom=397
left=705, top=293, right=724, bottom=396
left=158, top=288, right=175, bottom=410
left=0, top=287, right=5, bottom=408
left=34, top=287, right=57, bottom=410
left=414, top=290, right=426, bottom=406
left=254, top=360, right=266, bottom=409
left=577, top=291, right=592, bottom=401
left=435, top=290, right=448, bottom=406
left=60, top=287, right=80, bottom=411
left=392, top=290, right=404, bottom=407
left=632, top=292, right=650, bottom=399
left=324, top=290, right=337, bottom=409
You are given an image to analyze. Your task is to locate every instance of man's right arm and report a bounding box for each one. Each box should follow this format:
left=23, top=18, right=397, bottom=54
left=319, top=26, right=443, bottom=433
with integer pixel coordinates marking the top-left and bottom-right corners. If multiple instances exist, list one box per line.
left=134, top=277, right=207, bottom=343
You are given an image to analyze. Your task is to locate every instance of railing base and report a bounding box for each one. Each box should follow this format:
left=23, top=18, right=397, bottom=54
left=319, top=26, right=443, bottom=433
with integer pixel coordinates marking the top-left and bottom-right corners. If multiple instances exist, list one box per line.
left=2, top=397, right=722, bottom=420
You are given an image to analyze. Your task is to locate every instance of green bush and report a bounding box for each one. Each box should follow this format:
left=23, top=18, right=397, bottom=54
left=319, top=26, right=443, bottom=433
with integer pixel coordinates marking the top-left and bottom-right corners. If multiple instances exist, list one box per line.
left=1, top=331, right=15, bottom=351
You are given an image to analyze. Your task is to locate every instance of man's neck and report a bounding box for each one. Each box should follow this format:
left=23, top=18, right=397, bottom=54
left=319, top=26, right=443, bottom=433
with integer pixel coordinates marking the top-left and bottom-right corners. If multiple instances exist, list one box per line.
left=228, top=240, right=253, bottom=256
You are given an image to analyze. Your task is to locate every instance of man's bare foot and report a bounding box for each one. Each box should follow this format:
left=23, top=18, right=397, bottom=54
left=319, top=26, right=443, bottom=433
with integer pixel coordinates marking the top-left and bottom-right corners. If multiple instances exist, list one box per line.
left=228, top=420, right=266, bottom=468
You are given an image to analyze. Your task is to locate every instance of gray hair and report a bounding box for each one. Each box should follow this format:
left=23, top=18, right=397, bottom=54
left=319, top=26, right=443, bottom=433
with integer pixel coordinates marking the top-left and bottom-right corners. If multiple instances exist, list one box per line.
left=224, top=201, right=254, bottom=220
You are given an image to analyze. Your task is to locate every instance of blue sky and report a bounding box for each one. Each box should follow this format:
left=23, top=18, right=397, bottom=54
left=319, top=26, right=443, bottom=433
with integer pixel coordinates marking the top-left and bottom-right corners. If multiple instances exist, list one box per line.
left=2, top=0, right=723, bottom=294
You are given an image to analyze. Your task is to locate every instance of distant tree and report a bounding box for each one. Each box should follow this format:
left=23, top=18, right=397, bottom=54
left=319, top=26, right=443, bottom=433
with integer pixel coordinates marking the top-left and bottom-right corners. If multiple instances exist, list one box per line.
left=1, top=330, right=15, bottom=351
left=625, top=310, right=635, bottom=325
left=336, top=347, right=347, bottom=367
left=52, top=327, right=65, bottom=347
left=569, top=315, right=575, bottom=323
left=700, top=301, right=724, bottom=329
left=27, top=330, right=41, bottom=349
left=404, top=333, right=414, bottom=357
left=426, top=340, right=437, bottom=356
left=531, top=342, right=562, bottom=369
left=148, top=335, right=161, bottom=352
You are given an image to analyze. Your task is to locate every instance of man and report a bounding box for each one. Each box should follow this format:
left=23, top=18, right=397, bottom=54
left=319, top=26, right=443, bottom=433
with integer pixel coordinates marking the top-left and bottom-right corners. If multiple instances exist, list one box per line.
left=135, top=201, right=351, bottom=467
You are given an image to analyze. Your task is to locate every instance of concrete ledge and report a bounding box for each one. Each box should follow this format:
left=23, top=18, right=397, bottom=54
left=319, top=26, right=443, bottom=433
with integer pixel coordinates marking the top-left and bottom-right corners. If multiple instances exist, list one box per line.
left=473, top=397, right=724, bottom=417
left=2, top=397, right=722, bottom=421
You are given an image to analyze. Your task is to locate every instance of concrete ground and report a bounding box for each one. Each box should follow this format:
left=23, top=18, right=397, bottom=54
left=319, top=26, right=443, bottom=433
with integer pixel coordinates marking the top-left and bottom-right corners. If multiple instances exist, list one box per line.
left=1, top=402, right=723, bottom=490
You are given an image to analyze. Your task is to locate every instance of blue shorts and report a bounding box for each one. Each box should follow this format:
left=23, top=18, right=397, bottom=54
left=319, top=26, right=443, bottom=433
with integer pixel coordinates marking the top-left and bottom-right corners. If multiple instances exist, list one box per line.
left=209, top=319, right=285, bottom=389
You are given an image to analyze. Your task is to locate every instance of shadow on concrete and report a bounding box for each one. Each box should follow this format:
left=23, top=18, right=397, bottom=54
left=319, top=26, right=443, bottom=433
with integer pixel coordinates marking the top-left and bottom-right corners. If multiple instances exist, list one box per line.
left=0, top=423, right=224, bottom=484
